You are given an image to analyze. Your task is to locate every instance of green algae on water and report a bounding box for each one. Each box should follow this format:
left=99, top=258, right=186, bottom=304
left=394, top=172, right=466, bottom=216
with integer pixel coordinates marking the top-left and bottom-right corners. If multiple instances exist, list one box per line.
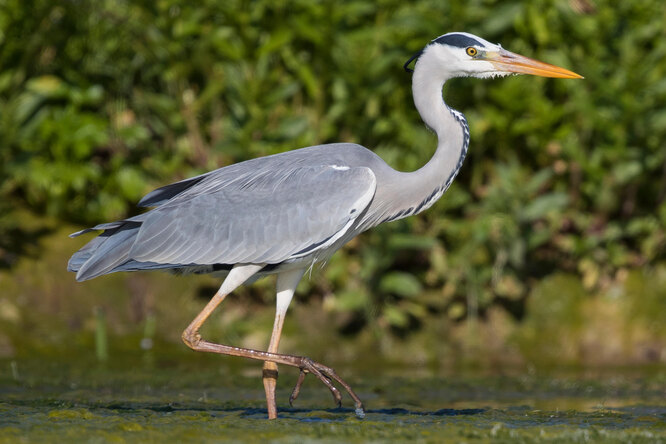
left=0, top=358, right=664, bottom=443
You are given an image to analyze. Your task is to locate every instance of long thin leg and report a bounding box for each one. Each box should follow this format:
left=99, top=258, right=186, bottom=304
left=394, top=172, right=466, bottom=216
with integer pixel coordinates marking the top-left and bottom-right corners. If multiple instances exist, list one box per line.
left=182, top=264, right=265, bottom=348
left=182, top=263, right=365, bottom=419
left=263, top=268, right=306, bottom=419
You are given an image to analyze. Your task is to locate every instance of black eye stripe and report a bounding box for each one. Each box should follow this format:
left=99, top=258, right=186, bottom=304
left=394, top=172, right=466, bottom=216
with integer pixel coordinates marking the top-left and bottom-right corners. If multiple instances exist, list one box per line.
left=405, top=33, right=486, bottom=73
left=432, top=33, right=484, bottom=48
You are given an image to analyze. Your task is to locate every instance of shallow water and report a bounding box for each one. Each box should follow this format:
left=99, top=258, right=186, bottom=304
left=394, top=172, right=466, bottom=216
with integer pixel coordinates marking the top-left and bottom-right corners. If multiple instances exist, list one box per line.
left=1, top=355, right=664, bottom=443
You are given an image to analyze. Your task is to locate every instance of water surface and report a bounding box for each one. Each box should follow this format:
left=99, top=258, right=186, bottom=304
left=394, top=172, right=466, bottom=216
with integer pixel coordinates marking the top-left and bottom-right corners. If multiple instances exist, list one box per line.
left=1, top=356, right=664, bottom=442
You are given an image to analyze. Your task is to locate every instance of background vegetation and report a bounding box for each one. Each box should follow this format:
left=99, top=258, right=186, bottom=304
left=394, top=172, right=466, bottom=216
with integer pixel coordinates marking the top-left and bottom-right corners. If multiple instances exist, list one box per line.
left=0, top=0, right=664, bottom=367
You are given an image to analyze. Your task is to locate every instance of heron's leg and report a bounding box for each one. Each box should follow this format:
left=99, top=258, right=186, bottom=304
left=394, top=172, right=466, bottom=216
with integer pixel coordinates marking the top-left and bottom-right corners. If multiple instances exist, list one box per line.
left=182, top=264, right=365, bottom=419
left=182, top=264, right=265, bottom=348
left=263, top=268, right=306, bottom=419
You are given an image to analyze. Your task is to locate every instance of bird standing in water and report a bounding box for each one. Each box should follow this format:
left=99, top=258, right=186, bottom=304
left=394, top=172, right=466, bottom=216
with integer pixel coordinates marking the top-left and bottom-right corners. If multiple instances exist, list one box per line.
left=69, top=32, right=581, bottom=419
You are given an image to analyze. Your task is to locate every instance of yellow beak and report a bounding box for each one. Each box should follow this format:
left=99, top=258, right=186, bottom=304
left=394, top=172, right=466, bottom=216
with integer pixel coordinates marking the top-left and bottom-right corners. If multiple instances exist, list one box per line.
left=487, top=49, right=583, bottom=79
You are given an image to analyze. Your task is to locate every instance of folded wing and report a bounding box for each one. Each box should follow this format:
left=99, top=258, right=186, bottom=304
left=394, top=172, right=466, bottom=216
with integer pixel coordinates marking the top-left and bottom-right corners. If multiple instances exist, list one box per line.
left=70, top=164, right=376, bottom=280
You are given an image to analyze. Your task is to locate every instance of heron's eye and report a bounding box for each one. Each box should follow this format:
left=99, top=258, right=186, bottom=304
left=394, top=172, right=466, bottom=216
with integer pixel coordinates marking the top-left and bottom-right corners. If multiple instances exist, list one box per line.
left=466, top=47, right=478, bottom=57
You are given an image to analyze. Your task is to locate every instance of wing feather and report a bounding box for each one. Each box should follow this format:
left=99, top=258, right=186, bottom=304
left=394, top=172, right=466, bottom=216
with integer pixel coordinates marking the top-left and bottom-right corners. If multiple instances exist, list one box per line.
left=127, top=165, right=376, bottom=265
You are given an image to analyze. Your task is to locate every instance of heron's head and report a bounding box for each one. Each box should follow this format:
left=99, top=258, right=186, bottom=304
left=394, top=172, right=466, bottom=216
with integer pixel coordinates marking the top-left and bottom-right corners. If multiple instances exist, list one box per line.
left=405, top=32, right=582, bottom=80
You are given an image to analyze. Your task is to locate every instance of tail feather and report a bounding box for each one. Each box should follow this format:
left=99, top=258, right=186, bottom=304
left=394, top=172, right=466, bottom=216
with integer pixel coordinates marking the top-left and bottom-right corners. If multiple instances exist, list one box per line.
left=67, top=233, right=110, bottom=272
left=70, top=222, right=142, bottom=281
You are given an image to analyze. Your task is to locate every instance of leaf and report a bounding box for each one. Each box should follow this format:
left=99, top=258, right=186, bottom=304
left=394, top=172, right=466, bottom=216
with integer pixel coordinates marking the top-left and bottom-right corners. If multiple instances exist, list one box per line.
left=383, top=305, right=409, bottom=328
left=379, top=272, right=422, bottom=298
left=611, top=161, right=642, bottom=184
left=26, top=75, right=66, bottom=97
left=521, top=193, right=569, bottom=221
left=334, top=289, right=368, bottom=312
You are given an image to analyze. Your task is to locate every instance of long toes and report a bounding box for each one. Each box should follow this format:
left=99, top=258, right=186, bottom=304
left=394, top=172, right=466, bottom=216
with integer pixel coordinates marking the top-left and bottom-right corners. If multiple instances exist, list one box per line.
left=289, top=369, right=307, bottom=407
left=307, top=360, right=364, bottom=415
left=302, top=360, right=342, bottom=407
left=291, top=357, right=364, bottom=417
left=328, top=384, right=342, bottom=407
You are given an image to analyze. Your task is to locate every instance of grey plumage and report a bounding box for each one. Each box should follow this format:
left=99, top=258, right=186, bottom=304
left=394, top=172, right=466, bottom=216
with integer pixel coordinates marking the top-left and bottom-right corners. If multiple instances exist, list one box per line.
left=69, top=144, right=393, bottom=280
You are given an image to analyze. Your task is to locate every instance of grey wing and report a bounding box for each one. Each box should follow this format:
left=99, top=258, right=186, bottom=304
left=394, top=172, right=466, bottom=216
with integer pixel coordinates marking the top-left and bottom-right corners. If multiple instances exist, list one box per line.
left=127, top=165, right=376, bottom=265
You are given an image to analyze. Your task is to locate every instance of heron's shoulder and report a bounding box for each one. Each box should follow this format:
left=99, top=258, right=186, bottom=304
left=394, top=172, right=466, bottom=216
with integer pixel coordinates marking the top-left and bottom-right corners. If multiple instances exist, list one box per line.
left=299, top=143, right=385, bottom=166
left=211, top=142, right=380, bottom=172
left=283, top=142, right=376, bottom=160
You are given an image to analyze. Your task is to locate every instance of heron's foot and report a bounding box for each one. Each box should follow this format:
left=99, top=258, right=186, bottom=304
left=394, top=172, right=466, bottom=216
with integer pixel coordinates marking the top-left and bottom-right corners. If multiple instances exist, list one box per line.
left=288, top=357, right=365, bottom=419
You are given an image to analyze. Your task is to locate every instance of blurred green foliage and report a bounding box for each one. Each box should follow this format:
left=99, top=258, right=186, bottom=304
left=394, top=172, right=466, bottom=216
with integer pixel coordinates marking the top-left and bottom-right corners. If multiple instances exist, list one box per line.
left=1, top=0, right=665, bottom=335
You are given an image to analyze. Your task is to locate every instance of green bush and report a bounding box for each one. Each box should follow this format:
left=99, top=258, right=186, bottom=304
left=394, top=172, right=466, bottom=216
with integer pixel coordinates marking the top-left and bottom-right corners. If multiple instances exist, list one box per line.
left=1, top=0, right=664, bottom=334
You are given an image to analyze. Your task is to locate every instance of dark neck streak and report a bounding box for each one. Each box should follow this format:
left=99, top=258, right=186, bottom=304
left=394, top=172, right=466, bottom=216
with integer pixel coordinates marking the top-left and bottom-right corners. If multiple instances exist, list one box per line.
left=378, top=107, right=469, bottom=225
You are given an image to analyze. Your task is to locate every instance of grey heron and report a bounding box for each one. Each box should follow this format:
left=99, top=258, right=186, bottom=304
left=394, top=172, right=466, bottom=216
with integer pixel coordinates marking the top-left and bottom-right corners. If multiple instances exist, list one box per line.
left=68, top=32, right=581, bottom=419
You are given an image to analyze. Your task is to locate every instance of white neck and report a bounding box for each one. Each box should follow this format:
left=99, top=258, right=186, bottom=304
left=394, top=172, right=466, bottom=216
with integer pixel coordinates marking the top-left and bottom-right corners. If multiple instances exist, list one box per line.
left=412, top=50, right=455, bottom=136
left=365, top=46, right=469, bottom=226
left=400, top=50, right=469, bottom=211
